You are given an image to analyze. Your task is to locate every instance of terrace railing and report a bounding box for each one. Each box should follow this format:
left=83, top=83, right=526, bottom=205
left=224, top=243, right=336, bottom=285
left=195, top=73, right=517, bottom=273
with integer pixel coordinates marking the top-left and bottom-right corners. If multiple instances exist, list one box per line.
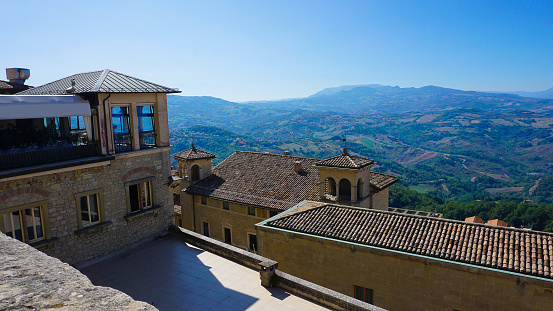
left=139, top=131, right=156, bottom=149
left=114, top=133, right=132, bottom=153
left=0, top=142, right=100, bottom=171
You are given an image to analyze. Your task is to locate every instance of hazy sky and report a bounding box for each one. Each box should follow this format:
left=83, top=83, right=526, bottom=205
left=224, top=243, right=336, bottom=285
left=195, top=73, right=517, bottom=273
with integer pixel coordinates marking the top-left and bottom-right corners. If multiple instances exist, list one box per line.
left=3, top=1, right=552, bottom=101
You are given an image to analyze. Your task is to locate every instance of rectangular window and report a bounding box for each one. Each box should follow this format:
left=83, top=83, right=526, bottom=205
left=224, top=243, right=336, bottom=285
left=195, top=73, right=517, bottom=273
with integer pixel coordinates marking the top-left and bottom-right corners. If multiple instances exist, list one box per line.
left=70, top=116, right=86, bottom=130
left=223, top=201, right=229, bottom=210
left=203, top=221, right=209, bottom=237
left=354, top=285, right=373, bottom=304
left=111, top=106, right=132, bottom=152
left=79, top=193, right=100, bottom=227
left=248, top=206, right=256, bottom=216
left=129, top=181, right=153, bottom=213
left=0, top=205, right=45, bottom=243
left=224, top=227, right=231, bottom=244
left=248, top=233, right=258, bottom=253
left=137, top=105, right=156, bottom=149
left=201, top=196, right=207, bottom=205
left=269, top=210, right=278, bottom=217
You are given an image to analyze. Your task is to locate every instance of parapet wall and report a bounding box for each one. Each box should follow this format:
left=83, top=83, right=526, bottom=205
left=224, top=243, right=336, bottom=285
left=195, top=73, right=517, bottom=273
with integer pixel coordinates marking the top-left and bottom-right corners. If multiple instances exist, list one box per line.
left=168, top=225, right=384, bottom=311
left=0, top=232, right=157, bottom=311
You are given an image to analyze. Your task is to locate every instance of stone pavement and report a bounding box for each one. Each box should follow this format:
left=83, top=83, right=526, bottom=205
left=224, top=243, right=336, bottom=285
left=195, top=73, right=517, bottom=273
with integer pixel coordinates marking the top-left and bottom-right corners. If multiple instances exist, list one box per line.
left=79, top=235, right=330, bottom=311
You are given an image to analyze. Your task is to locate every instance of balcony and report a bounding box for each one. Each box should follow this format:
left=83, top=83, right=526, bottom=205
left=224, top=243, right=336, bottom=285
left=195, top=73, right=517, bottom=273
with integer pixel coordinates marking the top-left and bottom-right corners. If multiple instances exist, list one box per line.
left=0, top=142, right=100, bottom=171
left=114, top=133, right=132, bottom=153
left=139, top=131, right=156, bottom=149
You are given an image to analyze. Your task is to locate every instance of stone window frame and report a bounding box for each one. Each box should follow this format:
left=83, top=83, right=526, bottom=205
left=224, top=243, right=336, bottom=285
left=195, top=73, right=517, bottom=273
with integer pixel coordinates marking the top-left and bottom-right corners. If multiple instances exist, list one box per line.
left=124, top=177, right=156, bottom=214
left=74, top=189, right=106, bottom=230
left=0, top=200, right=51, bottom=244
left=222, top=201, right=229, bottom=210
left=354, top=285, right=373, bottom=304
left=247, top=206, right=256, bottom=216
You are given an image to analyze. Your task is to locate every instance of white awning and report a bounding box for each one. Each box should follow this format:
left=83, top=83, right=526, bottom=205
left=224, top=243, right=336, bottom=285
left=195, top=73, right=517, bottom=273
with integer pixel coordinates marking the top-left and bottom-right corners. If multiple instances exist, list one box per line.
left=0, top=95, right=91, bottom=119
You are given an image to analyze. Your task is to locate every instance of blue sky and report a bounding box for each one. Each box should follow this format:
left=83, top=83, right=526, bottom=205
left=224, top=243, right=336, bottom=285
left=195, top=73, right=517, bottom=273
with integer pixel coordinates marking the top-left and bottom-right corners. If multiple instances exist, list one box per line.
left=3, top=1, right=553, bottom=101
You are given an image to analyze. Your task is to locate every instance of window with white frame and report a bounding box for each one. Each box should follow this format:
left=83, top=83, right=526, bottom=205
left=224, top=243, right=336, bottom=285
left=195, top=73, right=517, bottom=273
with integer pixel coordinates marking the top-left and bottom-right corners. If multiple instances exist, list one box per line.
left=0, top=203, right=48, bottom=244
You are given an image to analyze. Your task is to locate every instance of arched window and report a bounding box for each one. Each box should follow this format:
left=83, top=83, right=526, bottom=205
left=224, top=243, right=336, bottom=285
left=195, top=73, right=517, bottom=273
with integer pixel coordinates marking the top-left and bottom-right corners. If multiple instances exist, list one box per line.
left=190, top=165, right=200, bottom=181
left=357, top=178, right=363, bottom=199
left=326, top=177, right=336, bottom=196
left=339, top=178, right=351, bottom=201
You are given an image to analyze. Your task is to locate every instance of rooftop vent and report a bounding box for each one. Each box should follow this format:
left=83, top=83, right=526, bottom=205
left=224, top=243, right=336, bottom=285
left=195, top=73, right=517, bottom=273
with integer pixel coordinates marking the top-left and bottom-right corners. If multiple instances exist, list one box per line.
left=283, top=151, right=290, bottom=155
left=6, top=68, right=30, bottom=84
left=465, top=216, right=484, bottom=224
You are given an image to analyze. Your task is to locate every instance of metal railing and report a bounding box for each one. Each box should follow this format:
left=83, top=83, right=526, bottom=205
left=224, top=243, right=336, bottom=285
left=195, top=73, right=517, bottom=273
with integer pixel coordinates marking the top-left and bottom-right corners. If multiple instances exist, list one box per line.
left=0, top=142, right=100, bottom=171
left=114, top=133, right=132, bottom=153
left=139, top=131, right=156, bottom=149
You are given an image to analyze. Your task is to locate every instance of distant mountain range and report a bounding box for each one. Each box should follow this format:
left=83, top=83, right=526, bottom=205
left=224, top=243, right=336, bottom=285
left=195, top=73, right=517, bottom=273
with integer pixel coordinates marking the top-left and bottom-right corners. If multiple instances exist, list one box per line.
left=505, top=87, right=553, bottom=99
left=243, top=84, right=553, bottom=114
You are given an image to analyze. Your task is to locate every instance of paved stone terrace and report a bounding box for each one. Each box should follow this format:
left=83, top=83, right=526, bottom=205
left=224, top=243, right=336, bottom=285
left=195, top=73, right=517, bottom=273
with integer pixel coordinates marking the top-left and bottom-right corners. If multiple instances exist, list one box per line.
left=79, top=235, right=330, bottom=311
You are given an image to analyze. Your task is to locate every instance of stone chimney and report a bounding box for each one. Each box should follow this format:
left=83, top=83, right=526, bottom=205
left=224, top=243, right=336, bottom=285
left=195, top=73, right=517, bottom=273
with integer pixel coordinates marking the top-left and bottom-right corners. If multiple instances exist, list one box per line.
left=465, top=216, right=484, bottom=224
left=487, top=219, right=507, bottom=227
left=6, top=68, right=30, bottom=84
left=294, top=161, right=302, bottom=173
left=283, top=151, right=290, bottom=155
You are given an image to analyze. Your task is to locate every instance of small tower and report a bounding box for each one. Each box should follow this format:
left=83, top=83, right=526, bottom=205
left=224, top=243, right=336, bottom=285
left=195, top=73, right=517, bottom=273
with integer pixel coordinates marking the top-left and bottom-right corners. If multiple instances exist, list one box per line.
left=314, top=146, right=374, bottom=208
left=173, top=143, right=216, bottom=184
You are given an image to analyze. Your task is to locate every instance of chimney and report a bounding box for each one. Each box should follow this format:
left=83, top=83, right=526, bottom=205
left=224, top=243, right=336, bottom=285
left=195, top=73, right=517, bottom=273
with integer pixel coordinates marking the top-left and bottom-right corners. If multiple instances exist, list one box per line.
left=487, top=219, right=507, bottom=227
left=6, top=68, right=30, bottom=84
left=294, top=161, right=302, bottom=173
left=283, top=151, right=290, bottom=155
left=465, top=216, right=484, bottom=224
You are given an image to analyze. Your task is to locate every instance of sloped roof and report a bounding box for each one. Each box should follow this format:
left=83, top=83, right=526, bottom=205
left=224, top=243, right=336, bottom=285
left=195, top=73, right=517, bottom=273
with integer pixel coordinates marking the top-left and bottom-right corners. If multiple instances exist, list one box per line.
left=266, top=203, right=553, bottom=279
left=173, top=144, right=216, bottom=161
left=18, top=69, right=180, bottom=95
left=315, top=148, right=374, bottom=169
left=0, top=80, right=32, bottom=94
left=185, top=151, right=398, bottom=211
left=185, top=151, right=321, bottom=210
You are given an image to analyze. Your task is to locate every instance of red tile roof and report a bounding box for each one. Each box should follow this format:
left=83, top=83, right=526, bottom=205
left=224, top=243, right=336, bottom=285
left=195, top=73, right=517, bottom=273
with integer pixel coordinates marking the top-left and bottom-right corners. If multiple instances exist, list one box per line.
left=173, top=144, right=216, bottom=161
left=185, top=151, right=398, bottom=211
left=266, top=203, right=553, bottom=279
left=315, top=148, right=374, bottom=169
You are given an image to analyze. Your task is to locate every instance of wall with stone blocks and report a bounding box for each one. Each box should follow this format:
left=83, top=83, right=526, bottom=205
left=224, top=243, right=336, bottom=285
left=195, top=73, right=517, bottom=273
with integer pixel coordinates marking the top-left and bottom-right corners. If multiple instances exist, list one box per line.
left=0, top=231, right=158, bottom=311
left=0, top=147, right=173, bottom=265
left=257, top=226, right=553, bottom=311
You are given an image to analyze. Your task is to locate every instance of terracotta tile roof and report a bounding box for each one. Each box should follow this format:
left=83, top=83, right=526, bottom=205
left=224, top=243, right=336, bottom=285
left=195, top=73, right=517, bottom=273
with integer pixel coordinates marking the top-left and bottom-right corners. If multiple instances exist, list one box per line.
left=185, top=151, right=321, bottom=210
left=18, top=69, right=180, bottom=95
left=173, top=144, right=216, bottom=161
left=315, top=148, right=374, bottom=169
left=370, top=172, right=399, bottom=190
left=185, top=151, right=398, bottom=211
left=266, top=203, right=553, bottom=279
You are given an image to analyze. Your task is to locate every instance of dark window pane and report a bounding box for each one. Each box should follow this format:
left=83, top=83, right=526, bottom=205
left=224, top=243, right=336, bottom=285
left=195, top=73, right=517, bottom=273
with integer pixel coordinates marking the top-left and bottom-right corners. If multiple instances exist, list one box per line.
left=33, top=207, right=43, bottom=239
left=81, top=196, right=89, bottom=222
left=89, top=194, right=99, bottom=222
left=129, top=184, right=140, bottom=212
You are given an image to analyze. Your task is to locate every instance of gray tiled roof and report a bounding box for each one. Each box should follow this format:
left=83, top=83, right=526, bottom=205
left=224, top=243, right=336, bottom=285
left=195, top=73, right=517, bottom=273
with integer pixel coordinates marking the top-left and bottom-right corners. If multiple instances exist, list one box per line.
left=174, top=144, right=216, bottom=161
left=185, top=151, right=398, bottom=211
left=185, top=151, right=321, bottom=211
left=315, top=149, right=374, bottom=169
left=18, top=69, right=180, bottom=95
left=267, top=203, right=553, bottom=279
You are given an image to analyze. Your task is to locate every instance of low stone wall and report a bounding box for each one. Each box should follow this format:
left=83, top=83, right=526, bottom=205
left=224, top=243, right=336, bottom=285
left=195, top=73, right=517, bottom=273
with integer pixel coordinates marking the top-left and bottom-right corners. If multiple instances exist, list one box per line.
left=168, top=225, right=381, bottom=311
left=0, top=232, right=157, bottom=311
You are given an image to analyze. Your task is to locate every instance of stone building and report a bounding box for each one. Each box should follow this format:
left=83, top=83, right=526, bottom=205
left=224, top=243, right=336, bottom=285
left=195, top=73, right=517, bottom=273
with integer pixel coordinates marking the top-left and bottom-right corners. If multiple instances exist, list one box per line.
left=0, top=69, right=179, bottom=265
left=175, top=146, right=398, bottom=251
left=256, top=201, right=553, bottom=311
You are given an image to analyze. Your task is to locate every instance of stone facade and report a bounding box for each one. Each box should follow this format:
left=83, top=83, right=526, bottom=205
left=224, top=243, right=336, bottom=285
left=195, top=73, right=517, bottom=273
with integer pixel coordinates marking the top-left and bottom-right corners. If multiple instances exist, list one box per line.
left=181, top=194, right=269, bottom=251
left=0, top=147, right=173, bottom=265
left=0, top=231, right=157, bottom=311
left=257, top=217, right=553, bottom=311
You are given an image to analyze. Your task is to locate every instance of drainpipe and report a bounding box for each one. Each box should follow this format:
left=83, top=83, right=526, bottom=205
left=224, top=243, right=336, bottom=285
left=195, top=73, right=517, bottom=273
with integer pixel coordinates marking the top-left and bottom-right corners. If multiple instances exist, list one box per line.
left=102, top=93, right=111, bottom=155
left=192, top=194, right=196, bottom=232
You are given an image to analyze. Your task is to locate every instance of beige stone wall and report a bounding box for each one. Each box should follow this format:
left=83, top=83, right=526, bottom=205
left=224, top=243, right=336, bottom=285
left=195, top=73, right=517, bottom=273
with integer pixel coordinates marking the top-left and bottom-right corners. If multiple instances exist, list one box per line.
left=0, top=147, right=174, bottom=265
left=371, top=188, right=389, bottom=211
left=257, top=226, right=553, bottom=311
left=185, top=195, right=268, bottom=251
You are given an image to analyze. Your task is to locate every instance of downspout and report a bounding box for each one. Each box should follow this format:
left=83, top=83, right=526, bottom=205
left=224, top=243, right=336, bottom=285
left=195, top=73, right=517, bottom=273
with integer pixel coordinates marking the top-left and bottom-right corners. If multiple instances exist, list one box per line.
left=102, top=92, right=111, bottom=155
left=192, top=193, right=196, bottom=232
